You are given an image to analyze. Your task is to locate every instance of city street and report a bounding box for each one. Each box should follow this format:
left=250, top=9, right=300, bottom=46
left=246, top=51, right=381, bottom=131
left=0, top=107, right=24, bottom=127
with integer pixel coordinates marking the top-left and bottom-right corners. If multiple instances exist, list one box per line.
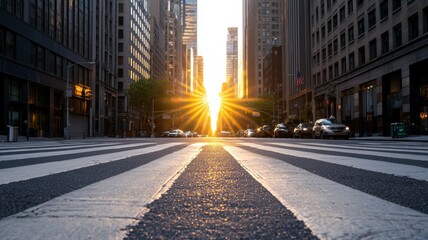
left=0, top=138, right=427, bottom=239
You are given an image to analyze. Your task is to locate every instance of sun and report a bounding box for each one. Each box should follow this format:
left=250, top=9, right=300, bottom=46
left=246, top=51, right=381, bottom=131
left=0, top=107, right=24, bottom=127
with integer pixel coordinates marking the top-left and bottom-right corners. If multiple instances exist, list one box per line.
left=205, top=89, right=222, bottom=134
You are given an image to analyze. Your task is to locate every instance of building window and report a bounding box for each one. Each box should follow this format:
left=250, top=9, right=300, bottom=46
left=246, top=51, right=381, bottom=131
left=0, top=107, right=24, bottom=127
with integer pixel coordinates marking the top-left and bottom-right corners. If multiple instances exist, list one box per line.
left=118, top=29, right=123, bottom=39
left=340, top=31, right=346, bottom=49
left=5, top=30, right=16, bottom=59
left=381, top=31, right=389, bottom=54
left=358, top=46, right=366, bottom=66
left=118, top=43, right=123, bottom=52
left=37, top=45, right=44, bottom=70
left=341, top=57, right=347, bottom=74
left=356, top=0, right=364, bottom=8
left=322, top=47, right=327, bottom=61
left=118, top=3, right=123, bottom=13
left=348, top=25, right=354, bottom=42
left=118, top=68, right=123, bottom=78
left=340, top=6, right=346, bottom=22
left=358, top=18, right=365, bottom=36
left=333, top=14, right=338, bottom=29
left=328, top=19, right=332, bottom=33
left=392, top=0, right=401, bottom=12
left=349, top=52, right=355, bottom=70
left=408, top=13, right=419, bottom=41
left=329, top=65, right=333, bottom=80
left=321, top=25, right=326, bottom=39
left=118, top=16, right=123, bottom=26
left=328, top=43, right=333, bottom=57
left=334, top=62, right=339, bottom=78
left=424, top=7, right=428, bottom=33
left=118, top=56, right=123, bottom=65
left=322, top=69, right=327, bottom=83
left=369, top=39, right=377, bottom=60
left=380, top=0, right=388, bottom=20
left=393, top=23, right=402, bottom=48
left=368, top=9, right=376, bottom=29
left=333, top=38, right=338, bottom=53
left=348, top=0, right=354, bottom=15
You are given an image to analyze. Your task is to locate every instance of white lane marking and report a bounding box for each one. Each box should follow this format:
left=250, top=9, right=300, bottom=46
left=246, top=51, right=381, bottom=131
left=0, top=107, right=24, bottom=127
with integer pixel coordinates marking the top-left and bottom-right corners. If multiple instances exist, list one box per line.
left=0, top=143, right=183, bottom=184
left=240, top=143, right=428, bottom=181
left=270, top=142, right=428, bottom=161
left=224, top=146, right=428, bottom=240
left=0, top=142, right=121, bottom=154
left=299, top=142, right=428, bottom=154
left=0, top=142, right=152, bottom=161
left=0, top=143, right=205, bottom=240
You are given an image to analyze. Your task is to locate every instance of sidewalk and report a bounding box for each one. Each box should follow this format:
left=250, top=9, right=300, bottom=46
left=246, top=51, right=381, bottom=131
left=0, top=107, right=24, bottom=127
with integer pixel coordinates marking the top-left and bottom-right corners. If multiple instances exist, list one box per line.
left=351, top=135, right=428, bottom=142
left=1, top=134, right=428, bottom=143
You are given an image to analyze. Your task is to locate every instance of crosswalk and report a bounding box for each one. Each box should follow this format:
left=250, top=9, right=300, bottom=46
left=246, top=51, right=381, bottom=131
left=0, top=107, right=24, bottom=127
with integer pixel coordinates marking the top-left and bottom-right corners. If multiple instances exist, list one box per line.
left=0, top=140, right=427, bottom=239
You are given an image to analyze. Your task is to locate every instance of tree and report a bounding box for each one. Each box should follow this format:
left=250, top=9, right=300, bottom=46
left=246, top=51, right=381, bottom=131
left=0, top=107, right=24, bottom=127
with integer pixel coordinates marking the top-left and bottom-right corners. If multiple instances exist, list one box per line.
left=127, top=78, right=169, bottom=112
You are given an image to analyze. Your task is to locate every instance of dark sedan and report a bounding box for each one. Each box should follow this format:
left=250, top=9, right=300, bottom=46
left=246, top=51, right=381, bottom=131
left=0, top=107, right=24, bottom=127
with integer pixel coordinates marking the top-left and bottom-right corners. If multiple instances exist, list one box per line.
left=293, top=123, right=314, bottom=138
left=273, top=123, right=293, bottom=138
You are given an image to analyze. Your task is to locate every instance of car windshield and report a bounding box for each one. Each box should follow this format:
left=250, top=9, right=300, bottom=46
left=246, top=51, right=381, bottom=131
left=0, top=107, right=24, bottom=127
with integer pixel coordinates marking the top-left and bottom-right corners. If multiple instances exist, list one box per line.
left=322, top=120, right=334, bottom=125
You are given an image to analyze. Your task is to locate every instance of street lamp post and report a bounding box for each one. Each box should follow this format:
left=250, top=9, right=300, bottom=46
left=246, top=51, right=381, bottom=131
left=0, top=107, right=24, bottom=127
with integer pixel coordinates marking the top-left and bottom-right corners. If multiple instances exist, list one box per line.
left=151, top=98, right=155, bottom=138
left=65, top=61, right=95, bottom=139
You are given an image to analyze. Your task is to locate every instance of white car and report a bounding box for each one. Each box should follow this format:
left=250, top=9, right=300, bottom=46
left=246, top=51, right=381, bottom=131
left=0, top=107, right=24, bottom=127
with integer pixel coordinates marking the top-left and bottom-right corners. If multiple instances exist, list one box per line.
left=168, top=129, right=184, bottom=137
left=312, top=118, right=351, bottom=139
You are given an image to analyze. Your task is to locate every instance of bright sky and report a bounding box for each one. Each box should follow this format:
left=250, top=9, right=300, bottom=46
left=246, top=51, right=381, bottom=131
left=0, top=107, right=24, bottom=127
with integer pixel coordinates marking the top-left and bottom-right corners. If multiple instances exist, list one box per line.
left=198, top=0, right=242, bottom=133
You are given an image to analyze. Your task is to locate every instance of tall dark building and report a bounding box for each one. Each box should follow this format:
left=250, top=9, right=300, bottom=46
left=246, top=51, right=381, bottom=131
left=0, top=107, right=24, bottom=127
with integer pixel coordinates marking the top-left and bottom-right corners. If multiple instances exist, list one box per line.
left=0, top=0, right=99, bottom=139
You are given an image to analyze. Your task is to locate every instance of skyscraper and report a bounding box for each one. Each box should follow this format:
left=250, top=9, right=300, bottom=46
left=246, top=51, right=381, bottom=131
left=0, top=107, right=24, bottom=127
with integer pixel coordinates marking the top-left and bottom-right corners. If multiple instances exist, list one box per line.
left=182, top=0, right=198, bottom=95
left=226, top=27, right=239, bottom=99
left=117, top=0, right=151, bottom=136
left=243, top=0, right=282, bottom=99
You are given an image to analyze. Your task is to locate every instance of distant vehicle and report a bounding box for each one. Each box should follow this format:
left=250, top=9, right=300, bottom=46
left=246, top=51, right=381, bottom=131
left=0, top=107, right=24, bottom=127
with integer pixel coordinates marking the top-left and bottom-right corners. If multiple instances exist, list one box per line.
left=312, top=118, right=351, bottom=139
left=273, top=123, right=293, bottom=138
left=243, top=129, right=257, bottom=137
left=293, top=123, right=314, bottom=138
left=162, top=131, right=170, bottom=137
left=256, top=125, right=274, bottom=137
left=184, top=131, right=194, bottom=137
left=168, top=129, right=184, bottom=137
left=217, top=130, right=232, bottom=137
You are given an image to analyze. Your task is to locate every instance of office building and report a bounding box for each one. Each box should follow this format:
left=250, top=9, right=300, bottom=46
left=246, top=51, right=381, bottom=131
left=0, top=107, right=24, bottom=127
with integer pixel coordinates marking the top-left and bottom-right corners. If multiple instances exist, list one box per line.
left=117, top=0, right=151, bottom=137
left=310, top=0, right=428, bottom=136
left=281, top=0, right=312, bottom=124
left=226, top=27, right=239, bottom=99
left=243, top=0, right=282, bottom=98
left=0, top=0, right=99, bottom=139
left=182, top=0, right=198, bottom=95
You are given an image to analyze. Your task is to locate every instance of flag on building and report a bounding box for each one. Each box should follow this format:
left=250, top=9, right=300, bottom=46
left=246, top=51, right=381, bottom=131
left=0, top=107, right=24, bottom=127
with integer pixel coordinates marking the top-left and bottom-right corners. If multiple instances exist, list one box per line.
left=296, top=71, right=304, bottom=86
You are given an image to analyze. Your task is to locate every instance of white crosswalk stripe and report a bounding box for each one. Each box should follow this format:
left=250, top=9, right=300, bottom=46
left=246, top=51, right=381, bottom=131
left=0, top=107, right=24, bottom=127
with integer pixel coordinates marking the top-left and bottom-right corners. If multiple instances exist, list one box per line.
left=239, top=142, right=428, bottom=181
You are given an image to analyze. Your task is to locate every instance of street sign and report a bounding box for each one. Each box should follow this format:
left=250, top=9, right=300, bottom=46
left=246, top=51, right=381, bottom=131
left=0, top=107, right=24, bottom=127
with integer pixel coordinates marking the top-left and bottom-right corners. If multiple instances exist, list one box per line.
left=66, top=87, right=73, bottom=97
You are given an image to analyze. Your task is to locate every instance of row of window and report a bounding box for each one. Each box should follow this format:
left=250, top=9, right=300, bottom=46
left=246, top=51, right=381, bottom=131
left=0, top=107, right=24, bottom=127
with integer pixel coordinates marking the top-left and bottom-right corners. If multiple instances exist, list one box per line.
left=312, top=0, right=416, bottom=48
left=0, top=0, right=92, bottom=59
left=0, top=27, right=93, bottom=86
left=313, top=9, right=428, bottom=69
left=312, top=20, right=420, bottom=87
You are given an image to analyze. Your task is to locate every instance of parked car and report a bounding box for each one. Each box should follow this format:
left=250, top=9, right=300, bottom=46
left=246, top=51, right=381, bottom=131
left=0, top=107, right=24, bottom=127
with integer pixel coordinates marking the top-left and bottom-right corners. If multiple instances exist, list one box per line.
left=256, top=125, right=274, bottom=137
left=312, top=118, right=351, bottom=139
left=162, top=131, right=170, bottom=137
left=217, top=130, right=232, bottom=137
left=168, top=129, right=184, bottom=137
left=273, top=123, right=293, bottom=138
left=293, top=123, right=314, bottom=138
left=243, top=128, right=257, bottom=137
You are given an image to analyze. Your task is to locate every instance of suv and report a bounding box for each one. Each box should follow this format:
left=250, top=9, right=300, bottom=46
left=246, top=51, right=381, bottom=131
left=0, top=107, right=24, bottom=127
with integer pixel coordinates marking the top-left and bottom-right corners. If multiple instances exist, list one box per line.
left=312, top=118, right=351, bottom=139
left=273, top=123, right=293, bottom=138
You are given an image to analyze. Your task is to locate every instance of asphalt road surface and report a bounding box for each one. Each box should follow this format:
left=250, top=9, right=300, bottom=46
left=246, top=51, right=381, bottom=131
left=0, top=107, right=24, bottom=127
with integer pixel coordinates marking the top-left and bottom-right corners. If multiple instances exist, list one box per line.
left=0, top=138, right=427, bottom=239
